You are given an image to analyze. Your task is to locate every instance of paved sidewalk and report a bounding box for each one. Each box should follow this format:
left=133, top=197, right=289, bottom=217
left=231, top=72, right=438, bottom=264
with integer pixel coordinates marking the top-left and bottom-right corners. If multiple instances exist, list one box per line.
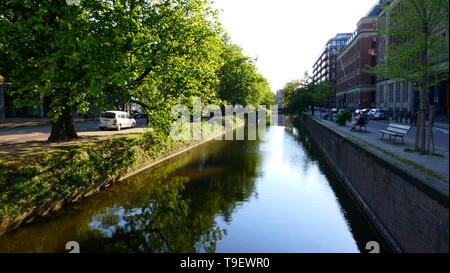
left=0, top=118, right=97, bottom=129
left=311, top=114, right=449, bottom=182
left=0, top=119, right=150, bottom=157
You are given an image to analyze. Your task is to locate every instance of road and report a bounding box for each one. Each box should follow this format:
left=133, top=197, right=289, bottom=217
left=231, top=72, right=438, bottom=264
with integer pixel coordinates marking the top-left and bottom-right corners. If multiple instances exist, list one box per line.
left=1, top=114, right=447, bottom=153
left=0, top=119, right=148, bottom=145
left=315, top=112, right=449, bottom=151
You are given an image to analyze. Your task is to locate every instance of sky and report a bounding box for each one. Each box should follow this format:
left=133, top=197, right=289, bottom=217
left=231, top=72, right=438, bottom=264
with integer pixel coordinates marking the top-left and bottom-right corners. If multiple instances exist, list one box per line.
left=212, top=0, right=380, bottom=92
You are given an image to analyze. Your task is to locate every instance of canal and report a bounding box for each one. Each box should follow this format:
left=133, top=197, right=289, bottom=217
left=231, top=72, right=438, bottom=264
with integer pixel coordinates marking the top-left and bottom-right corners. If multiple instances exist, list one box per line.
left=0, top=125, right=390, bottom=253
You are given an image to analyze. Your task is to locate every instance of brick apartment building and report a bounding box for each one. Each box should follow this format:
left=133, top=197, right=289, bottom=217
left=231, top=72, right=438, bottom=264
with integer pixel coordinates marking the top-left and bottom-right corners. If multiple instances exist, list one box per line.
left=312, top=33, right=352, bottom=106
left=336, top=4, right=381, bottom=110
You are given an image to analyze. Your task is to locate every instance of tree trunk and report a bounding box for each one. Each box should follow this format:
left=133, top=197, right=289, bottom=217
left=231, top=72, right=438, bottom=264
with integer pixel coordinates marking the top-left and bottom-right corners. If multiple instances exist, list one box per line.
left=48, top=105, right=78, bottom=142
left=414, top=111, right=420, bottom=151
left=418, top=89, right=428, bottom=153
left=426, top=106, right=434, bottom=153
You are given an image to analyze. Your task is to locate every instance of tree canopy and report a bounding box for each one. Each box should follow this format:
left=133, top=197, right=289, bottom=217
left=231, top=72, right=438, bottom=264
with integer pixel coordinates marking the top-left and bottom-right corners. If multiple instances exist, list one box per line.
left=282, top=73, right=334, bottom=116
left=218, top=41, right=275, bottom=107
left=0, top=0, right=275, bottom=140
left=366, top=0, right=449, bottom=153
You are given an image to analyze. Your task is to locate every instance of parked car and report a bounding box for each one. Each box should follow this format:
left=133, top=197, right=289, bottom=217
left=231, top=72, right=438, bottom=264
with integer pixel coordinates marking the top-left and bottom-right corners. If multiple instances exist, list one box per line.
left=368, top=109, right=386, bottom=120
left=99, top=111, right=136, bottom=131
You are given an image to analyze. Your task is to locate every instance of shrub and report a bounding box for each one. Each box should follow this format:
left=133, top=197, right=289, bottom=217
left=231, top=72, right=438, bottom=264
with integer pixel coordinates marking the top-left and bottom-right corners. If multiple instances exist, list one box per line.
left=335, top=110, right=352, bottom=126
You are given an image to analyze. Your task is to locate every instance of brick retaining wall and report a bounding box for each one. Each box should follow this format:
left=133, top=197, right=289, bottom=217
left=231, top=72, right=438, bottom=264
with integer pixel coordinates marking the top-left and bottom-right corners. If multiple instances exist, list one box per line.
left=301, top=116, right=449, bottom=253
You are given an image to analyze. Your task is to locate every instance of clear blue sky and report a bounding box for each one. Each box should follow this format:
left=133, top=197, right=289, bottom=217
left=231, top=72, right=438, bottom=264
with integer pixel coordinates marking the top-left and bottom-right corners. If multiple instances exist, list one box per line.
left=213, top=0, right=379, bottom=91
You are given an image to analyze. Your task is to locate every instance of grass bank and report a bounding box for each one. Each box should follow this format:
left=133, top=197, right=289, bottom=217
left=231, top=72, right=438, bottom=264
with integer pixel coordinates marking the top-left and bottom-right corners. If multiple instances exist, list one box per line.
left=0, top=117, right=242, bottom=235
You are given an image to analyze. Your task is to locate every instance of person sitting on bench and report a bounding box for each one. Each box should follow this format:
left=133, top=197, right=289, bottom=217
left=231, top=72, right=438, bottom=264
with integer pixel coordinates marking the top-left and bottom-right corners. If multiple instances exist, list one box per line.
left=350, top=112, right=361, bottom=131
left=351, top=112, right=367, bottom=131
left=322, top=109, right=331, bottom=120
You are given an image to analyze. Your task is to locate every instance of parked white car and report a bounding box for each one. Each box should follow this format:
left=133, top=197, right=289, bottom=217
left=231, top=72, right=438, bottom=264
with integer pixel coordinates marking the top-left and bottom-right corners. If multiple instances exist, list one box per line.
left=368, top=109, right=386, bottom=120
left=99, top=111, right=136, bottom=131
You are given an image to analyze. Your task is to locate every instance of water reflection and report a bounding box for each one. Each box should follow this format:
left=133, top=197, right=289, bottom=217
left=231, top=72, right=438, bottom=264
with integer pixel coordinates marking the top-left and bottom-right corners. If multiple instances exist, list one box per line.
left=82, top=178, right=225, bottom=253
left=0, top=125, right=390, bottom=253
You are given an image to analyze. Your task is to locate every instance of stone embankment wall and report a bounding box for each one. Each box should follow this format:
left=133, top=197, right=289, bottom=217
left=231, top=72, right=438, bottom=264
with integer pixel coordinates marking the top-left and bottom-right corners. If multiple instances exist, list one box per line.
left=301, top=116, right=449, bottom=253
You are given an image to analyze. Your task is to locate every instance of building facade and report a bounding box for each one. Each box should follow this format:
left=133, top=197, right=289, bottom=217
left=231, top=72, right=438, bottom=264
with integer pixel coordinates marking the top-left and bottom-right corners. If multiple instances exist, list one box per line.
left=0, top=81, right=46, bottom=120
left=276, top=89, right=284, bottom=108
left=375, top=0, right=449, bottom=124
left=312, top=33, right=352, bottom=106
left=336, top=4, right=381, bottom=110
left=312, top=33, right=352, bottom=83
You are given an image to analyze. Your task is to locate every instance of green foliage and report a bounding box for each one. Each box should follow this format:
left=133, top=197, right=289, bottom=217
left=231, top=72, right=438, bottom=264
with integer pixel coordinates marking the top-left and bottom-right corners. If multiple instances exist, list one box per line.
left=335, top=110, right=352, bottom=126
left=364, top=0, right=449, bottom=153
left=367, top=0, right=449, bottom=87
left=312, top=81, right=335, bottom=105
left=0, top=0, right=274, bottom=139
left=281, top=79, right=301, bottom=106
left=0, top=131, right=171, bottom=219
left=72, top=130, right=261, bottom=253
left=282, top=72, right=334, bottom=116
left=81, top=178, right=226, bottom=253
left=218, top=42, right=275, bottom=107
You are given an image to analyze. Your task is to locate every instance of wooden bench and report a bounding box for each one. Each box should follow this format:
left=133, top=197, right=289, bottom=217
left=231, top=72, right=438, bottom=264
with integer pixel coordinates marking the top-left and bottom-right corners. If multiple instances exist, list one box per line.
left=379, top=123, right=411, bottom=144
left=357, top=119, right=369, bottom=131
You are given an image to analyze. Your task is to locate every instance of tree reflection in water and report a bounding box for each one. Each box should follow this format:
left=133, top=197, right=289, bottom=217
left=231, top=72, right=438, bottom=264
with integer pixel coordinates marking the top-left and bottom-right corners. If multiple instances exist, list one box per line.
left=82, top=178, right=225, bottom=253
left=80, top=139, right=262, bottom=253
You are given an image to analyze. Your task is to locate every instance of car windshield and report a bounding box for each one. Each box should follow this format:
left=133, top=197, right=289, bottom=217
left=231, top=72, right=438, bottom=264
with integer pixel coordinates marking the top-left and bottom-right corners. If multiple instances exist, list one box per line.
left=101, top=112, right=116, bottom=119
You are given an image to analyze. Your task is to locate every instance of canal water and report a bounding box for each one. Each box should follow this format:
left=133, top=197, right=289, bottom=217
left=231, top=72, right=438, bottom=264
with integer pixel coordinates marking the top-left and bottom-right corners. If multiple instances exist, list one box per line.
left=0, top=125, right=390, bottom=253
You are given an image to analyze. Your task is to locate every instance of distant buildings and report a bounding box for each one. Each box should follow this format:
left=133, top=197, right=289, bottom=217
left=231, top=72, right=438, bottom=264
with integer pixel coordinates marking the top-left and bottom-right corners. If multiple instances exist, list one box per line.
left=336, top=4, right=380, bottom=110
left=312, top=33, right=352, bottom=84
left=311, top=1, right=448, bottom=124
left=276, top=90, right=285, bottom=108
left=312, top=33, right=352, bottom=106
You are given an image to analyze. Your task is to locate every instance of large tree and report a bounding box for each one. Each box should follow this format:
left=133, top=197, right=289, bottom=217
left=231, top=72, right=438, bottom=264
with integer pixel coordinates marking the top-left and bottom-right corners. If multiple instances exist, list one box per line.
left=311, top=80, right=335, bottom=106
left=89, top=0, right=225, bottom=133
left=368, top=0, right=449, bottom=153
left=0, top=0, right=226, bottom=140
left=218, top=41, right=274, bottom=107
left=0, top=0, right=91, bottom=141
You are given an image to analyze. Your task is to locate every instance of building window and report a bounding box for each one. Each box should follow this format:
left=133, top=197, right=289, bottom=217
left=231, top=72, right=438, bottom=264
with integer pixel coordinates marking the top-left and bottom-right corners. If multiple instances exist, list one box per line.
left=378, top=86, right=384, bottom=103
left=403, top=83, right=409, bottom=103
left=389, top=84, right=394, bottom=103
left=395, top=83, right=401, bottom=102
